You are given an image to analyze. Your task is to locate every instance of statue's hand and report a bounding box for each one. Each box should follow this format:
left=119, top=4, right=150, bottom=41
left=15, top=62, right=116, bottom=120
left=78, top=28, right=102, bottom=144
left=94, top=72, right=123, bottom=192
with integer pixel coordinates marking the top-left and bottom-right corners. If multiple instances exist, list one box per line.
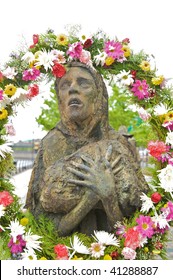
left=67, top=145, right=121, bottom=199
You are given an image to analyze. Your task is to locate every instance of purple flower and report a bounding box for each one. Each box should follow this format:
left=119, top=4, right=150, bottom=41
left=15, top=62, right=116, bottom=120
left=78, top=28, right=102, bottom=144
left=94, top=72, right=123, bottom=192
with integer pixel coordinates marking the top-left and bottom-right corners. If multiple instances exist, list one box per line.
left=67, top=42, right=83, bottom=59
left=131, top=80, right=150, bottom=100
left=22, top=67, right=40, bottom=81
left=8, top=235, right=26, bottom=254
left=136, top=215, right=155, bottom=238
left=104, top=40, right=124, bottom=60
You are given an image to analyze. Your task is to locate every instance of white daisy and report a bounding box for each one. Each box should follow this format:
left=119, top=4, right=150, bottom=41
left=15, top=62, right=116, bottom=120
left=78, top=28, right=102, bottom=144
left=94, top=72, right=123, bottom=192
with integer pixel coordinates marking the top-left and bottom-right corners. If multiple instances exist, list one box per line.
left=94, top=51, right=107, bottom=66
left=6, top=219, right=25, bottom=242
left=35, top=50, right=55, bottom=71
left=24, top=229, right=42, bottom=252
left=0, top=143, right=13, bottom=159
left=22, top=51, right=35, bottom=64
left=0, top=204, right=5, bottom=218
left=115, top=70, right=134, bottom=86
left=2, top=67, right=17, bottom=79
left=89, top=242, right=105, bottom=259
left=21, top=249, right=38, bottom=260
left=68, top=235, right=90, bottom=259
left=140, top=192, right=154, bottom=213
left=165, top=131, right=173, bottom=148
left=158, top=165, right=173, bottom=194
left=153, top=103, right=172, bottom=116
left=93, top=230, right=120, bottom=246
left=152, top=213, right=170, bottom=229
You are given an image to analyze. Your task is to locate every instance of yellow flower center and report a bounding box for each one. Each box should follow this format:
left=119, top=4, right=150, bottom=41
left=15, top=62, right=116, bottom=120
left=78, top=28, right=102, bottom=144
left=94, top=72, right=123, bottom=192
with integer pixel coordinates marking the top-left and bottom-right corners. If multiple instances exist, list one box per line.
left=142, top=223, right=148, bottom=230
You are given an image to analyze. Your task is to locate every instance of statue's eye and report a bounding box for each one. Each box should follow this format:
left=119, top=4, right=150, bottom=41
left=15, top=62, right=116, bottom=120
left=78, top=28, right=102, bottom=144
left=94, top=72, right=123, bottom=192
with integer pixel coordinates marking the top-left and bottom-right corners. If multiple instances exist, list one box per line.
left=78, top=78, right=92, bottom=88
left=60, top=81, right=71, bottom=90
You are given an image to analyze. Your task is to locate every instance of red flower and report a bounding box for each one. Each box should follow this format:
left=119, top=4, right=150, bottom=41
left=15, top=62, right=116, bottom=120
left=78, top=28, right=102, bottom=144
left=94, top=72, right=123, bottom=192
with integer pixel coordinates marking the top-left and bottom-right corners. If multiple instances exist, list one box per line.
left=54, top=244, right=69, bottom=260
left=131, top=70, right=137, bottom=79
left=52, top=63, right=66, bottom=78
left=151, top=192, right=162, bottom=203
left=124, top=227, right=140, bottom=250
left=30, top=34, right=39, bottom=48
left=155, top=241, right=163, bottom=250
left=0, top=71, right=4, bottom=82
left=147, top=140, right=170, bottom=159
left=110, top=251, right=119, bottom=259
left=27, top=84, right=39, bottom=98
left=0, top=191, right=14, bottom=207
left=122, top=38, right=130, bottom=44
left=83, top=38, right=93, bottom=49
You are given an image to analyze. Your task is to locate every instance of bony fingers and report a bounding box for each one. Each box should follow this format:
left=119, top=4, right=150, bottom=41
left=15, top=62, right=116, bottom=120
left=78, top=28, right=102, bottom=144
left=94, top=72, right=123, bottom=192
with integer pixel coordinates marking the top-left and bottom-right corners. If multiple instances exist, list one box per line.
left=105, top=144, right=113, bottom=161
left=113, top=165, right=122, bottom=175
left=67, top=179, right=91, bottom=188
left=81, top=154, right=94, bottom=165
left=67, top=167, right=88, bottom=179
left=111, top=155, right=121, bottom=168
left=71, top=161, right=91, bottom=173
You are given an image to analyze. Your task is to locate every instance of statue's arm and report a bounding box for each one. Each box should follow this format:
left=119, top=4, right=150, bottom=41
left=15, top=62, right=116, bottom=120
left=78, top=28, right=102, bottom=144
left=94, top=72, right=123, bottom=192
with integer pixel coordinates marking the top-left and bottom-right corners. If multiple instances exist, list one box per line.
left=57, top=189, right=99, bottom=236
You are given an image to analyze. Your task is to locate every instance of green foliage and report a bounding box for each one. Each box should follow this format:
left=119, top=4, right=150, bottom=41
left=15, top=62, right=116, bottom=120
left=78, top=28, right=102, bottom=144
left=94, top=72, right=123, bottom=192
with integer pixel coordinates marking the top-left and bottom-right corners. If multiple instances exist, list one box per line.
left=36, top=85, right=60, bottom=131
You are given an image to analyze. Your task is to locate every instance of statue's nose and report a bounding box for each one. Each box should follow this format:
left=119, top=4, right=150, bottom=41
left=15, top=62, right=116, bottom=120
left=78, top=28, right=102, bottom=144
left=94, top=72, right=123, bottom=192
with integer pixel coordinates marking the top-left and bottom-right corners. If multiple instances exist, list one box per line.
left=69, top=82, right=79, bottom=95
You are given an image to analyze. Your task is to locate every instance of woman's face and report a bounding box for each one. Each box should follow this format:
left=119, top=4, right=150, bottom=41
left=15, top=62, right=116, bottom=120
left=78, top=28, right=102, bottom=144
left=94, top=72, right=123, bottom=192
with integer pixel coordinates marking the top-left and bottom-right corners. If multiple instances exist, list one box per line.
left=58, top=67, right=98, bottom=124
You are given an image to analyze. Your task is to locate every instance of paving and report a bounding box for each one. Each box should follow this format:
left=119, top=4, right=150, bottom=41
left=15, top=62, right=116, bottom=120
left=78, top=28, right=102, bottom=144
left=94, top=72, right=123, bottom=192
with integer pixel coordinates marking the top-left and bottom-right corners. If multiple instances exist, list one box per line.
left=10, top=169, right=173, bottom=260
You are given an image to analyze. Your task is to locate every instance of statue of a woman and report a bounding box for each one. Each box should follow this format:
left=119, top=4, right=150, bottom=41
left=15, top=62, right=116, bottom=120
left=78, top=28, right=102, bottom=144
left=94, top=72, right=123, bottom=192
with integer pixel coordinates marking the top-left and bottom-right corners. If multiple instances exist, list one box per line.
left=25, top=62, right=148, bottom=236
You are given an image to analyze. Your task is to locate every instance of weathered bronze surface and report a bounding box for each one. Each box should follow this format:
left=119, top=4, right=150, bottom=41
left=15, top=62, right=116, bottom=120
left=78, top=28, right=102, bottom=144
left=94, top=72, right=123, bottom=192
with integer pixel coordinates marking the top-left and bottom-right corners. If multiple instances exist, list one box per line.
left=25, top=62, right=148, bottom=236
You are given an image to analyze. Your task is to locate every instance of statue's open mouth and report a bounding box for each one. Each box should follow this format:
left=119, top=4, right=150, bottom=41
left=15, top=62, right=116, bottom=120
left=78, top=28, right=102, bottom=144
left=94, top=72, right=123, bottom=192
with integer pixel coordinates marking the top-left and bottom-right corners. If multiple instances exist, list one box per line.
left=68, top=98, right=83, bottom=107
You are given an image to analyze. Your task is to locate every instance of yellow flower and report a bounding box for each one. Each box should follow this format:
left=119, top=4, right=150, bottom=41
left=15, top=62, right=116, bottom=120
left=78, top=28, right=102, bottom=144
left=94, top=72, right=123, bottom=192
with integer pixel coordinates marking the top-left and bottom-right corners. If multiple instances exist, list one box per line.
left=144, top=247, right=149, bottom=253
left=122, top=45, right=131, bottom=57
left=20, top=217, right=29, bottom=226
left=105, top=57, right=115, bottom=66
left=0, top=108, right=8, bottom=120
left=163, top=111, right=173, bottom=122
left=4, top=84, right=17, bottom=96
left=103, top=254, right=112, bottom=260
left=139, top=61, right=150, bottom=71
left=152, top=75, right=164, bottom=85
left=71, top=255, right=83, bottom=260
left=39, top=257, right=47, bottom=260
left=56, top=34, right=68, bottom=46
left=152, top=249, right=160, bottom=255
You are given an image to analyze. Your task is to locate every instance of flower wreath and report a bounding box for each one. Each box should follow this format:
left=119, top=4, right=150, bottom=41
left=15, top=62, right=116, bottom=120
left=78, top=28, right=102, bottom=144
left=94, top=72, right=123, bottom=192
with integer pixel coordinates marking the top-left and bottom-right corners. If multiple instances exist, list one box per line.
left=0, top=25, right=173, bottom=260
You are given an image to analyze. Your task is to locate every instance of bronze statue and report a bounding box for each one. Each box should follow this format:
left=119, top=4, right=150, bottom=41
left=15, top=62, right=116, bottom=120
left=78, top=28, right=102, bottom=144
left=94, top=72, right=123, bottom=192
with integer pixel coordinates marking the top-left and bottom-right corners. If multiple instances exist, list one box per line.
left=25, top=62, right=148, bottom=236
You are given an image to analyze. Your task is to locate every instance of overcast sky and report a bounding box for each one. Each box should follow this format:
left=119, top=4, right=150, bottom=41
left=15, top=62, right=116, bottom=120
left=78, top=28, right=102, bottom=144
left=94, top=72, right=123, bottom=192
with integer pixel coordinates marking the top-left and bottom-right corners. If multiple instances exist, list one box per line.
left=1, top=0, right=173, bottom=142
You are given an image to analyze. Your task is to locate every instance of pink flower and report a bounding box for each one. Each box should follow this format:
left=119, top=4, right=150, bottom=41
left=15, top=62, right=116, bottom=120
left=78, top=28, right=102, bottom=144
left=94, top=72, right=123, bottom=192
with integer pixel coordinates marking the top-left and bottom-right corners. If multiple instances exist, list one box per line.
left=0, top=191, right=14, bottom=207
left=162, top=121, right=173, bottom=131
left=67, top=42, right=83, bottom=59
left=27, top=84, right=39, bottom=99
left=137, top=107, right=151, bottom=121
left=122, top=247, right=136, bottom=260
left=136, top=215, right=155, bottom=238
left=131, top=80, right=150, bottom=99
left=79, top=50, right=91, bottom=64
left=0, top=89, right=3, bottom=100
left=22, top=67, right=40, bottom=81
left=5, top=123, right=16, bottom=136
left=124, top=227, right=141, bottom=250
left=54, top=244, right=69, bottom=260
left=147, top=140, right=170, bottom=160
left=104, top=40, right=124, bottom=60
left=161, top=201, right=173, bottom=221
left=30, top=34, right=39, bottom=49
left=8, top=235, right=26, bottom=254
